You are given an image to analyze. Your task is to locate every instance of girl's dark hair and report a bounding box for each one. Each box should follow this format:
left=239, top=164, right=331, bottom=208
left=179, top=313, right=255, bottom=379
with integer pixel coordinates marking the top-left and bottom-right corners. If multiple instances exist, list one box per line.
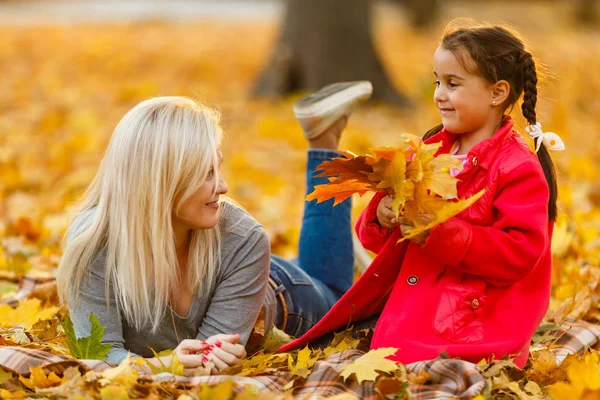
left=424, top=23, right=558, bottom=221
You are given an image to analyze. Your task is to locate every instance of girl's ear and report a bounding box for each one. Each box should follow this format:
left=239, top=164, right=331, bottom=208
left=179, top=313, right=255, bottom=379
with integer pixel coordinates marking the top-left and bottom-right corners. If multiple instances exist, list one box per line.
left=490, top=80, right=511, bottom=106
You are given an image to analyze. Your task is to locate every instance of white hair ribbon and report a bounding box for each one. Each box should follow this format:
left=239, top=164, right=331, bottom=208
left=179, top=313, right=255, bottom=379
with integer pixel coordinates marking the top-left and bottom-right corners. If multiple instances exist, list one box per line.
left=525, top=122, right=565, bottom=152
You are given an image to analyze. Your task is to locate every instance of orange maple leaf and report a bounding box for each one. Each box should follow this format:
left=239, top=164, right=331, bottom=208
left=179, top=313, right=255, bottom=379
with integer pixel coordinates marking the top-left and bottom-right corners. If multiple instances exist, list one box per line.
left=307, top=180, right=373, bottom=206
left=313, top=151, right=373, bottom=184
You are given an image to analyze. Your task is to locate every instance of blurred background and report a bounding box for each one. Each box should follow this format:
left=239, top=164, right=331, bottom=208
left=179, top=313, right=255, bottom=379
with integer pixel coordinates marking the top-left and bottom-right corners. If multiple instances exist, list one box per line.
left=0, top=0, right=599, bottom=309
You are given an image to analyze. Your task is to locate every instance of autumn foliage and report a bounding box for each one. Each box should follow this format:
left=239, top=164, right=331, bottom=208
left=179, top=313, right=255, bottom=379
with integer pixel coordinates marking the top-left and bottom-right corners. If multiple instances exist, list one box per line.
left=307, top=135, right=484, bottom=241
left=0, top=5, right=600, bottom=399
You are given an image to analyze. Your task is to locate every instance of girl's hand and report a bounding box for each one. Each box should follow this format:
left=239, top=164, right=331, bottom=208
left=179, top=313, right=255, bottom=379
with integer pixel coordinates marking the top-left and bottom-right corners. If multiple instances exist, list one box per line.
left=202, top=334, right=247, bottom=374
left=376, top=196, right=400, bottom=229
left=398, top=214, right=434, bottom=245
left=173, top=339, right=210, bottom=376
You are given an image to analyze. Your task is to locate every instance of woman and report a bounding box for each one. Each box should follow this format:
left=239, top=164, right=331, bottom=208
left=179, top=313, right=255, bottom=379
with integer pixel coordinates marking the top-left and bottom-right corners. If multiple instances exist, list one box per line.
left=57, top=84, right=371, bottom=375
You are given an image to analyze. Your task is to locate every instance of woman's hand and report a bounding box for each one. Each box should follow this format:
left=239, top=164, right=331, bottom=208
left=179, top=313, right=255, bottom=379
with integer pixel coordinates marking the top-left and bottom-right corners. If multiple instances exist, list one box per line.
left=398, top=214, right=434, bottom=245
left=201, top=334, right=247, bottom=374
left=376, top=196, right=400, bottom=229
left=173, top=339, right=211, bottom=376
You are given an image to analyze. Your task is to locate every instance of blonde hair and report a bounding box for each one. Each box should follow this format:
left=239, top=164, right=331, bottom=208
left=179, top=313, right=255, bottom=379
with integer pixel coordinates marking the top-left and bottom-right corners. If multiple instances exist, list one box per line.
left=57, top=96, right=223, bottom=333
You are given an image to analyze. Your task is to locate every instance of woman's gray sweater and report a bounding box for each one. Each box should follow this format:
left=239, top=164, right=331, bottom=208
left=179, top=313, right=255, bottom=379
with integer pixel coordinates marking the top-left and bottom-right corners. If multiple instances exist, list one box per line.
left=67, top=202, right=272, bottom=365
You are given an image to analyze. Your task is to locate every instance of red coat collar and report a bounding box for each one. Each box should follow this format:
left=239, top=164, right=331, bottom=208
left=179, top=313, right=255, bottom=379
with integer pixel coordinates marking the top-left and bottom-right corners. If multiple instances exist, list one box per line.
left=424, top=117, right=516, bottom=171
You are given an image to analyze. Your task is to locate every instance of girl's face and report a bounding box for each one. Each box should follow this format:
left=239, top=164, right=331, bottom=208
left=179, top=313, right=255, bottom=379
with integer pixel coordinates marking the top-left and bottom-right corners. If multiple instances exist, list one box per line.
left=433, top=46, right=495, bottom=134
left=174, top=152, right=228, bottom=231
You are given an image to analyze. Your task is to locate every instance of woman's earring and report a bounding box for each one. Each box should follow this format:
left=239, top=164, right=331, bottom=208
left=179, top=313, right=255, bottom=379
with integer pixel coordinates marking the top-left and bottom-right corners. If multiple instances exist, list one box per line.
left=492, top=100, right=497, bottom=105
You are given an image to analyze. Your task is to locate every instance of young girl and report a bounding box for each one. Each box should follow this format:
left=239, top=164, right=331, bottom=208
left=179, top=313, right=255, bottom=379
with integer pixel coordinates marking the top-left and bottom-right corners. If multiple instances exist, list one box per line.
left=281, top=23, right=563, bottom=368
left=57, top=91, right=371, bottom=375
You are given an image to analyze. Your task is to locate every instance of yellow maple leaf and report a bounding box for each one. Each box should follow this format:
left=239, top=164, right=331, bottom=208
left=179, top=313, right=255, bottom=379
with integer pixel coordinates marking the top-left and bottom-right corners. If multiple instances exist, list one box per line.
left=372, top=150, right=405, bottom=187
left=324, top=340, right=359, bottom=357
left=196, top=380, right=235, bottom=400
left=398, top=190, right=486, bottom=243
left=99, top=385, right=129, bottom=400
left=287, top=346, right=319, bottom=378
left=402, top=183, right=447, bottom=222
left=551, top=218, right=574, bottom=257
left=18, top=365, right=62, bottom=390
left=526, top=349, right=560, bottom=386
left=403, top=134, right=434, bottom=183
left=323, top=328, right=360, bottom=356
left=549, top=352, right=600, bottom=400
left=339, top=348, right=399, bottom=384
left=0, top=298, right=59, bottom=329
left=405, top=155, right=423, bottom=183
left=0, top=367, right=13, bottom=386
left=239, top=352, right=288, bottom=377
left=144, top=348, right=185, bottom=376
left=102, top=355, right=139, bottom=386
left=294, top=346, right=313, bottom=370
left=418, top=148, right=462, bottom=200
left=371, top=151, right=408, bottom=214
left=0, top=388, right=28, bottom=399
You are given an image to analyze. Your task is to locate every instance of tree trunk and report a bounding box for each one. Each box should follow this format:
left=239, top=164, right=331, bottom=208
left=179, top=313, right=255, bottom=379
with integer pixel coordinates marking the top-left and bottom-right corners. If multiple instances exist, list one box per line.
left=253, top=0, right=410, bottom=106
left=575, top=0, right=599, bottom=25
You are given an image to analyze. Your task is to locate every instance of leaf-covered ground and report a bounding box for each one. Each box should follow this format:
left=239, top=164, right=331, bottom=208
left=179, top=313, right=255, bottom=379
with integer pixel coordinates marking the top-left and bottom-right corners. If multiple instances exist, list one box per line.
left=1, top=5, right=600, bottom=399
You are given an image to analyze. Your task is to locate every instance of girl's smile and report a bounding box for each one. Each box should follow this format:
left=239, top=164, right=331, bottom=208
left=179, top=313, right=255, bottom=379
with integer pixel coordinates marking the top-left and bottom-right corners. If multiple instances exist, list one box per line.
left=437, top=107, right=456, bottom=117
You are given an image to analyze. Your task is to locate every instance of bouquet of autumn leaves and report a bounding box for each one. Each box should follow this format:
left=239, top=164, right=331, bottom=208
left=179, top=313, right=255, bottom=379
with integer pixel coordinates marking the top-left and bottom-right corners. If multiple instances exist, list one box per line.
left=307, top=133, right=485, bottom=242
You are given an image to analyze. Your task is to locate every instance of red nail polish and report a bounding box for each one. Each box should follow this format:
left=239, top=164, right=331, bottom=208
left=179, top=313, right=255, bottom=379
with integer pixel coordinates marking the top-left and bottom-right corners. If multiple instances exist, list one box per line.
left=209, top=344, right=215, bottom=349
left=203, top=356, right=208, bottom=363
left=215, top=341, right=222, bottom=347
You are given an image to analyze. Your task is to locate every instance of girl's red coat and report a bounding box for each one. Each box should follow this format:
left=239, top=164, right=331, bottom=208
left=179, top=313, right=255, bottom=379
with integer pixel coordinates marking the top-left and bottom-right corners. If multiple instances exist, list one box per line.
left=280, top=118, right=553, bottom=368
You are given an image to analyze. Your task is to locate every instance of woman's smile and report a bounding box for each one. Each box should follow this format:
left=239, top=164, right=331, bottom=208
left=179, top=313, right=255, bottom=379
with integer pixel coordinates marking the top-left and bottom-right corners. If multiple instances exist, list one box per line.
left=206, top=200, right=220, bottom=209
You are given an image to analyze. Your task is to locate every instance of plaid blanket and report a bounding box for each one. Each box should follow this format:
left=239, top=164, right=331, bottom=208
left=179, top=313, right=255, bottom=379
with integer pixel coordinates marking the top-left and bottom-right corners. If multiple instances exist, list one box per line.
left=0, top=347, right=485, bottom=399
left=2, top=277, right=600, bottom=399
left=1, top=276, right=56, bottom=307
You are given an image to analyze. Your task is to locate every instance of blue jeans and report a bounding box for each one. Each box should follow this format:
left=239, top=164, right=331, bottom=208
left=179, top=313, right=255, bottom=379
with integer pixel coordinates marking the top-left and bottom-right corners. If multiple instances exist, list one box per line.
left=268, top=149, right=353, bottom=337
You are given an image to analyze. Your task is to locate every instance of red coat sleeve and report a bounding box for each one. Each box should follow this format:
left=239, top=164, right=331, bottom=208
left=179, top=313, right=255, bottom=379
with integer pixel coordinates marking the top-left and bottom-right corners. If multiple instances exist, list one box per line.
left=355, top=192, right=392, bottom=254
left=420, top=159, right=549, bottom=285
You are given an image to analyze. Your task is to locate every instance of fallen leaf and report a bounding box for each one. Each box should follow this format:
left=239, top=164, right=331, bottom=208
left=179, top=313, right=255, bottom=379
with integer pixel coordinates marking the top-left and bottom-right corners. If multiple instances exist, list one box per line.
left=398, top=189, right=486, bottom=243
left=0, top=367, right=13, bottom=385
left=144, top=348, right=185, bottom=376
left=99, top=385, right=129, bottom=400
left=549, top=351, right=600, bottom=400
left=376, top=376, right=407, bottom=398
left=287, top=346, right=319, bottom=378
left=18, top=365, right=61, bottom=390
left=61, top=313, right=112, bottom=360
left=0, top=299, right=59, bottom=329
left=261, top=326, right=293, bottom=353
left=324, top=328, right=360, bottom=356
left=102, top=355, right=139, bottom=386
left=407, top=370, right=430, bottom=385
left=340, top=348, right=399, bottom=384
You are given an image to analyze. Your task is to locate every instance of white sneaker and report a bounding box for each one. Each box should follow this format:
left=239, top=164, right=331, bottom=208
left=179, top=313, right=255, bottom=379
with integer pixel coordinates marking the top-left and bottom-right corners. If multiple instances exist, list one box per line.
left=293, top=81, right=373, bottom=140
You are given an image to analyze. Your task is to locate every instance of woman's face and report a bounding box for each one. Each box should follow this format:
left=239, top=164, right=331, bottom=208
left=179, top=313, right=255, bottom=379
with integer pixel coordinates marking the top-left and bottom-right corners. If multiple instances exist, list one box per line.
left=174, top=152, right=228, bottom=231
